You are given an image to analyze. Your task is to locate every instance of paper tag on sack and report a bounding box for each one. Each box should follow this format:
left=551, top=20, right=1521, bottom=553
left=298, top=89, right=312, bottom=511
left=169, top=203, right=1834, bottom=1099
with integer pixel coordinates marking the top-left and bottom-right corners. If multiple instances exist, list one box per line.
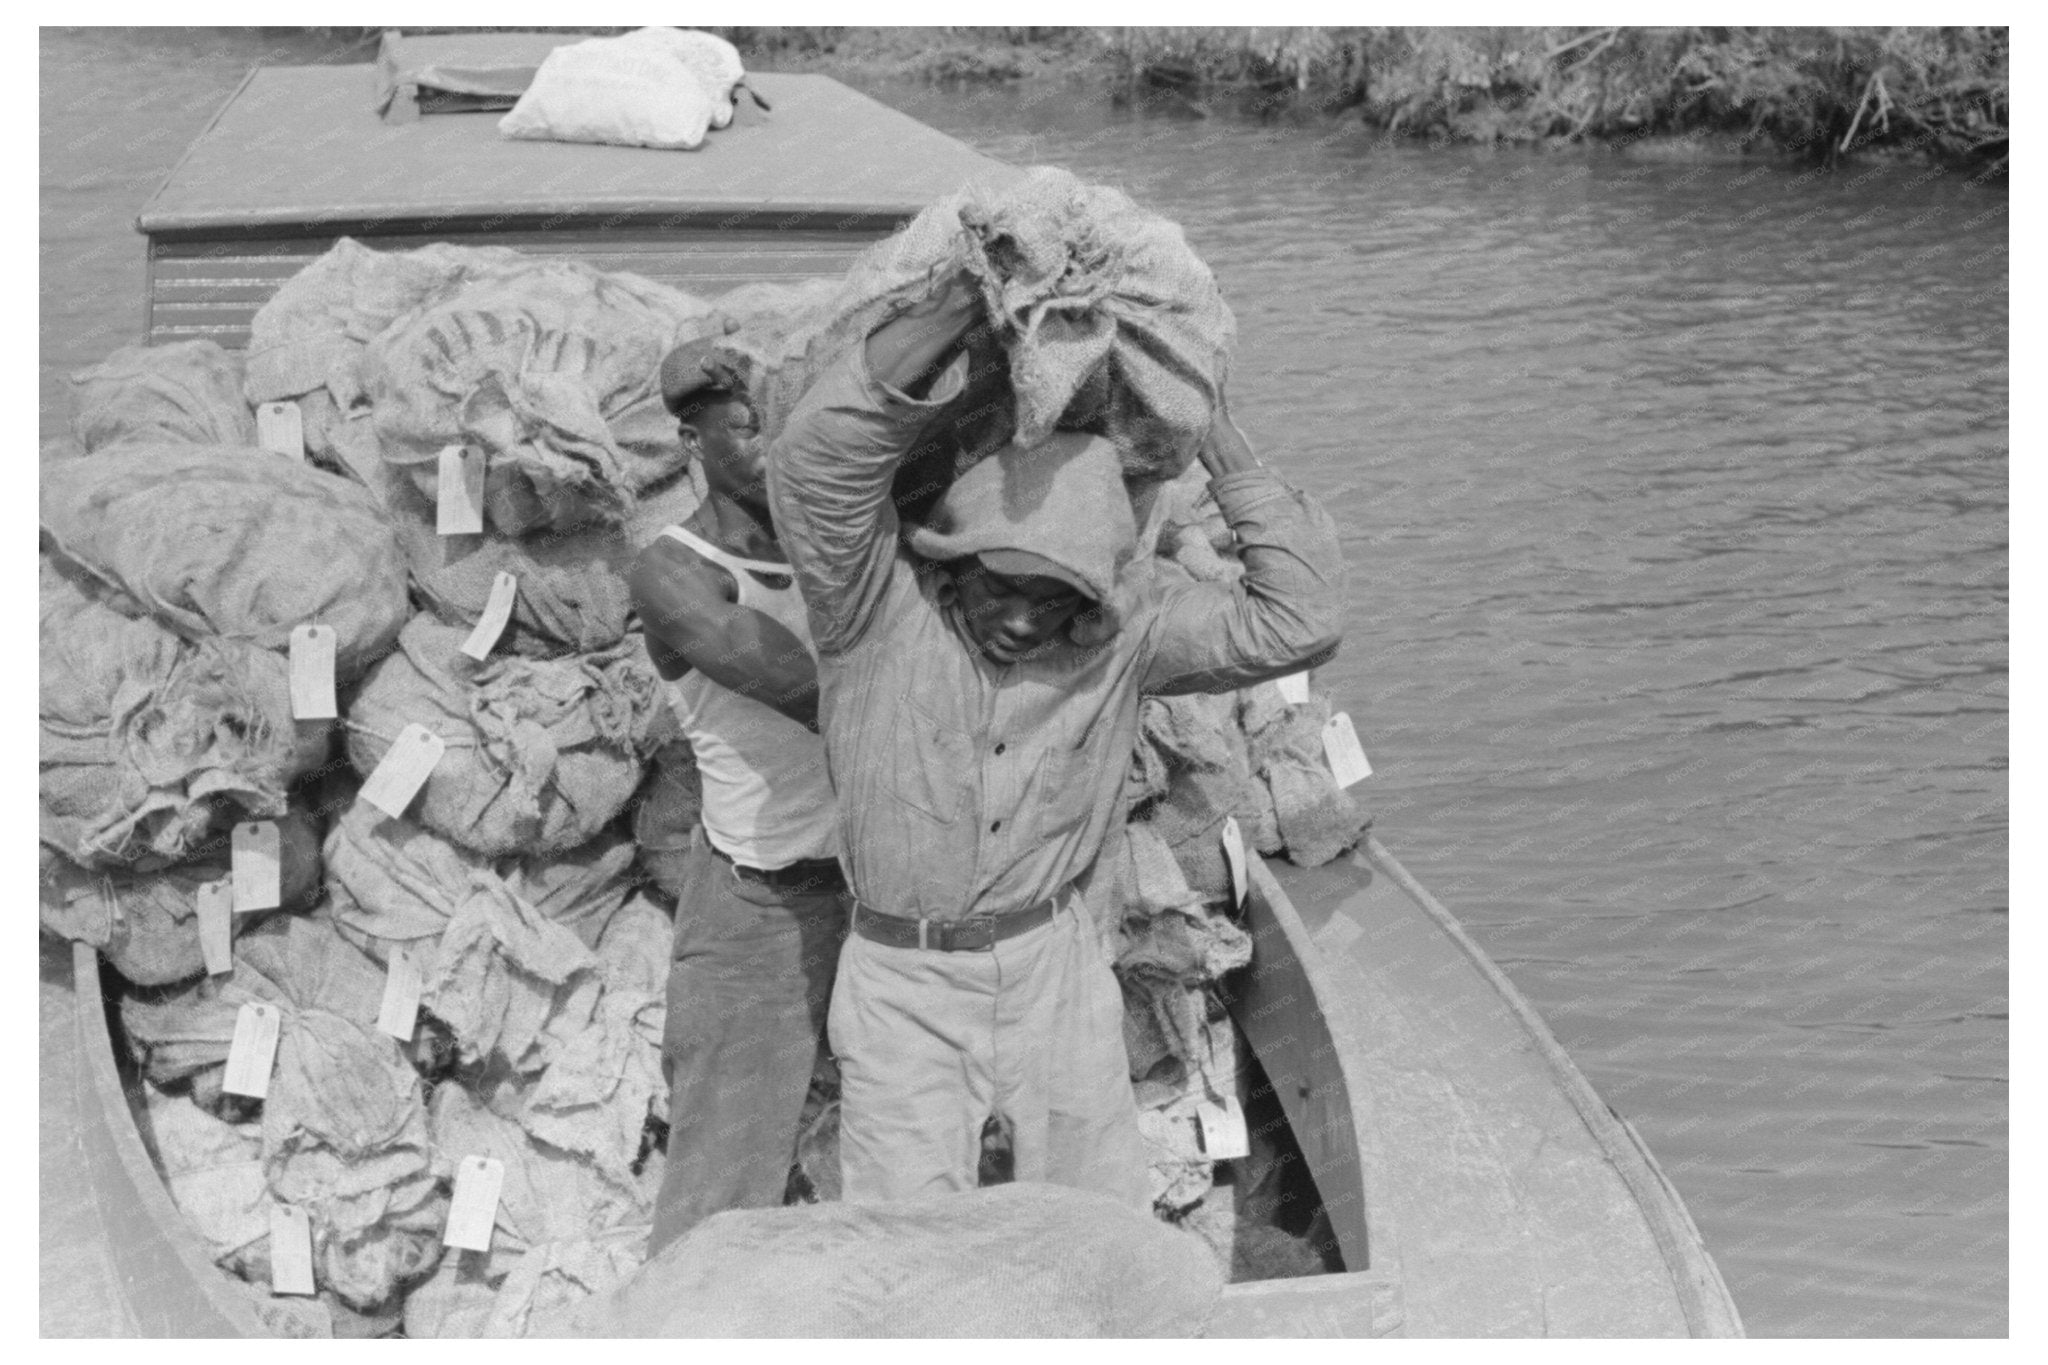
left=222, top=1002, right=281, bottom=1099
left=436, top=444, right=486, bottom=535
left=1321, top=712, right=1373, bottom=788
left=288, top=624, right=337, bottom=720
left=459, top=573, right=518, bottom=661
left=1197, top=1097, right=1251, bottom=1160
left=197, top=878, right=234, bottom=977
left=1221, top=816, right=1248, bottom=908
left=256, top=402, right=304, bottom=460
left=376, top=947, right=423, bottom=1042
left=1276, top=671, right=1312, bottom=705
left=231, top=820, right=281, bottom=912
left=359, top=724, right=446, bottom=820
left=443, top=1155, right=505, bottom=1251
left=268, top=1205, right=316, bottom=1295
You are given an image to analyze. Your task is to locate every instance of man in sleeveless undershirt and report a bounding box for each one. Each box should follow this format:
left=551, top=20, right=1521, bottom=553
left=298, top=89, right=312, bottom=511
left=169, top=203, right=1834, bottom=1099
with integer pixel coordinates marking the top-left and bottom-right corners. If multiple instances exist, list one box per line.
left=631, top=356, right=845, bottom=1253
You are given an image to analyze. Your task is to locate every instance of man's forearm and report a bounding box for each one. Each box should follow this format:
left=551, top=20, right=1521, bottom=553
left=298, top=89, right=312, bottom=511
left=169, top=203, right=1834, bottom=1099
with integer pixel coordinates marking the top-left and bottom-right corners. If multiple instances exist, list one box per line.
left=864, top=275, right=981, bottom=394
left=766, top=331, right=971, bottom=656
left=1143, top=468, right=1346, bottom=694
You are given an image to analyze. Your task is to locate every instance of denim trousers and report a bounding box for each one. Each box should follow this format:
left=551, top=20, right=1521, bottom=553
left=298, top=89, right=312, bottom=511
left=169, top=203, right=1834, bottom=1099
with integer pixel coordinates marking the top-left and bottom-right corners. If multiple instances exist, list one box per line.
left=648, top=836, right=848, bottom=1254
left=829, top=895, right=1151, bottom=1211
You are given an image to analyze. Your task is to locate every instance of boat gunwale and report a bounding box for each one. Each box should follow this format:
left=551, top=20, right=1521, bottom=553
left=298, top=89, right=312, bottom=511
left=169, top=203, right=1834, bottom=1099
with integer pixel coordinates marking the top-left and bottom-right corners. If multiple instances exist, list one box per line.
left=69, top=942, right=272, bottom=1338
left=1357, top=833, right=1745, bottom=1337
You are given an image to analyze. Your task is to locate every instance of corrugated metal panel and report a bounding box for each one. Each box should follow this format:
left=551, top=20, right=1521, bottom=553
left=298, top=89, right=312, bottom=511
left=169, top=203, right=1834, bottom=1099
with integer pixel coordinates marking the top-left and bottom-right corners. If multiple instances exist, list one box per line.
left=146, top=228, right=886, bottom=348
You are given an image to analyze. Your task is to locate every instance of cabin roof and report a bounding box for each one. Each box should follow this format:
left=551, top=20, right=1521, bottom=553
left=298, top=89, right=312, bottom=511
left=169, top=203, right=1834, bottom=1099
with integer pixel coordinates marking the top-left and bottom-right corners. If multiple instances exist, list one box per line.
left=140, top=66, right=1017, bottom=236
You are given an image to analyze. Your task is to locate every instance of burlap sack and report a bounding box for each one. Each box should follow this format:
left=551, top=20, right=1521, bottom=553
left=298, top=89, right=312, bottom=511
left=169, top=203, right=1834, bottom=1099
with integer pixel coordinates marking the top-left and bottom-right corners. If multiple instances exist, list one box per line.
left=126, top=918, right=447, bottom=1312
left=244, top=238, right=521, bottom=411
left=120, top=910, right=390, bottom=1096
left=427, top=1085, right=656, bottom=1261
left=39, top=443, right=410, bottom=680
left=324, top=801, right=616, bottom=1075
left=345, top=615, right=669, bottom=857
left=70, top=340, right=256, bottom=453
left=404, top=1227, right=647, bottom=1339
left=39, top=561, right=330, bottom=870
left=38, top=806, right=321, bottom=987
left=325, top=800, right=637, bottom=953
left=568, top=1183, right=1224, bottom=1337
left=686, top=167, right=1232, bottom=490
left=361, top=257, right=710, bottom=534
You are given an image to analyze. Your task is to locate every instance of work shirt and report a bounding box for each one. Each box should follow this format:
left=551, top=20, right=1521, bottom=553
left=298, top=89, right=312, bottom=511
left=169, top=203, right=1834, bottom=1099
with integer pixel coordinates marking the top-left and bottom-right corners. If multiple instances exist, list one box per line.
left=767, top=345, right=1343, bottom=922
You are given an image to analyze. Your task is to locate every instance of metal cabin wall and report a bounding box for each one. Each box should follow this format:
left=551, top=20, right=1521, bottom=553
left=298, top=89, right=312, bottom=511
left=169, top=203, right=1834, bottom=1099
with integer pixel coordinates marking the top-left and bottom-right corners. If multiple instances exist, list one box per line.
left=146, top=226, right=893, bottom=348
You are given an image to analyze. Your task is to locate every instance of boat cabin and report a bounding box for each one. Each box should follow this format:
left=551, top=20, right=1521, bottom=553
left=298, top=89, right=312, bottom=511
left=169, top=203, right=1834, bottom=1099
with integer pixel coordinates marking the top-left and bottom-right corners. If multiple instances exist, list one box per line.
left=137, top=42, right=1019, bottom=348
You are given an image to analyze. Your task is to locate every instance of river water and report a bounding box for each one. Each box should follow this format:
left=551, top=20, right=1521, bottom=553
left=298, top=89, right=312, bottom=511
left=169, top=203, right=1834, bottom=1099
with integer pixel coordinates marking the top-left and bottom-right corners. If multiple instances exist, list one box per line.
left=41, top=29, right=2007, bottom=1337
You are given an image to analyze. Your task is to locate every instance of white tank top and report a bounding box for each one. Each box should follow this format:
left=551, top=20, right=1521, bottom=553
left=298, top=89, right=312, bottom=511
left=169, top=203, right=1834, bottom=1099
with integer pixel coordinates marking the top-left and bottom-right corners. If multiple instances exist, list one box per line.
left=658, top=525, right=837, bottom=869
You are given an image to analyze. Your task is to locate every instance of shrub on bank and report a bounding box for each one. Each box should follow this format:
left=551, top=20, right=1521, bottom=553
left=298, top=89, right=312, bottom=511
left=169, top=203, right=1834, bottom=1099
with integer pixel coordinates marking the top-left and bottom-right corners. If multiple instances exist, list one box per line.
left=1096, top=26, right=2007, bottom=171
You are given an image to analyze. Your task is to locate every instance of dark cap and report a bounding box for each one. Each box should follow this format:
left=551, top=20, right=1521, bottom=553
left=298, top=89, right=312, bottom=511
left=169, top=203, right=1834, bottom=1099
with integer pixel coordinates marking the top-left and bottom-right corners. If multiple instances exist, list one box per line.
left=660, top=336, right=728, bottom=414
left=975, top=548, right=1094, bottom=602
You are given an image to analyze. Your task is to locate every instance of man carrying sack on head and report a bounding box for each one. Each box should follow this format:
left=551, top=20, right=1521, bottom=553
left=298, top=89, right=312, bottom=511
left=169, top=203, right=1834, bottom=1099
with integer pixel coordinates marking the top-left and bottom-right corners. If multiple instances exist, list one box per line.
left=767, top=269, right=1345, bottom=1206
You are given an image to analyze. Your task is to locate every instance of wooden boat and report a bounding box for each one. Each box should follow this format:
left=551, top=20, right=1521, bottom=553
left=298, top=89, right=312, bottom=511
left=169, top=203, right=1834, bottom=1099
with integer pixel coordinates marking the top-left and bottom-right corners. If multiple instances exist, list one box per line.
left=67, top=838, right=1741, bottom=1336
left=60, top=43, right=1743, bottom=1337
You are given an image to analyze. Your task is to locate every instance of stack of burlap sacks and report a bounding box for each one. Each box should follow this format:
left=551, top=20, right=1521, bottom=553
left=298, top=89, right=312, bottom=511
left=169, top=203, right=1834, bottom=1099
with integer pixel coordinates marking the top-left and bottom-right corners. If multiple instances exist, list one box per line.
left=41, top=243, right=709, bottom=1336
left=38, top=167, right=1366, bottom=1336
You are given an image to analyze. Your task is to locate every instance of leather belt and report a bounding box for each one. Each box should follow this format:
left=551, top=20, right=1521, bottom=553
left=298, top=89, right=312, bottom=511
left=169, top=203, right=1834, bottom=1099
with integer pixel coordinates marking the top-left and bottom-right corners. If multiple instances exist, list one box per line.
left=708, top=843, right=845, bottom=892
left=851, top=886, right=1069, bottom=953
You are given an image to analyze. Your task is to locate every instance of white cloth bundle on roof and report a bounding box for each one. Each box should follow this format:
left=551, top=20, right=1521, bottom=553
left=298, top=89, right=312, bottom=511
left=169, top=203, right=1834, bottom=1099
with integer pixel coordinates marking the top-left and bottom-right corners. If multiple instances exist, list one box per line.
left=70, top=340, right=256, bottom=453
left=360, top=256, right=710, bottom=534
left=39, top=443, right=410, bottom=680
left=39, top=806, right=320, bottom=986
left=38, top=561, right=330, bottom=870
left=634, top=28, right=746, bottom=128
left=347, top=615, right=669, bottom=857
left=500, top=28, right=722, bottom=152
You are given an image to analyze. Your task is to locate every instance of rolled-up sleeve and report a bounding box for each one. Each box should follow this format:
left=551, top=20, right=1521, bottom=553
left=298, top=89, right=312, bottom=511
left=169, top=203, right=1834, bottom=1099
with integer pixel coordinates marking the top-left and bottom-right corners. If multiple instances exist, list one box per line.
left=1141, top=469, right=1345, bottom=695
left=766, top=346, right=967, bottom=657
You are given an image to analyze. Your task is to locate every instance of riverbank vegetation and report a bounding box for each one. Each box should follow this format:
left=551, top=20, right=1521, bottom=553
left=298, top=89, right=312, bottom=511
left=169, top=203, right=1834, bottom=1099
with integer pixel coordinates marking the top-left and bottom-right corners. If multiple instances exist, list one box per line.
left=728, top=26, right=2006, bottom=173
left=300, top=25, right=2007, bottom=173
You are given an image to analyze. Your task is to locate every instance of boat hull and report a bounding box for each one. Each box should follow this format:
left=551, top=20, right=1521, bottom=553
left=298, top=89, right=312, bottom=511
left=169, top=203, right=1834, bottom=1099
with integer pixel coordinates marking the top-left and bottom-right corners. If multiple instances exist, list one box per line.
left=62, top=838, right=1740, bottom=1337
